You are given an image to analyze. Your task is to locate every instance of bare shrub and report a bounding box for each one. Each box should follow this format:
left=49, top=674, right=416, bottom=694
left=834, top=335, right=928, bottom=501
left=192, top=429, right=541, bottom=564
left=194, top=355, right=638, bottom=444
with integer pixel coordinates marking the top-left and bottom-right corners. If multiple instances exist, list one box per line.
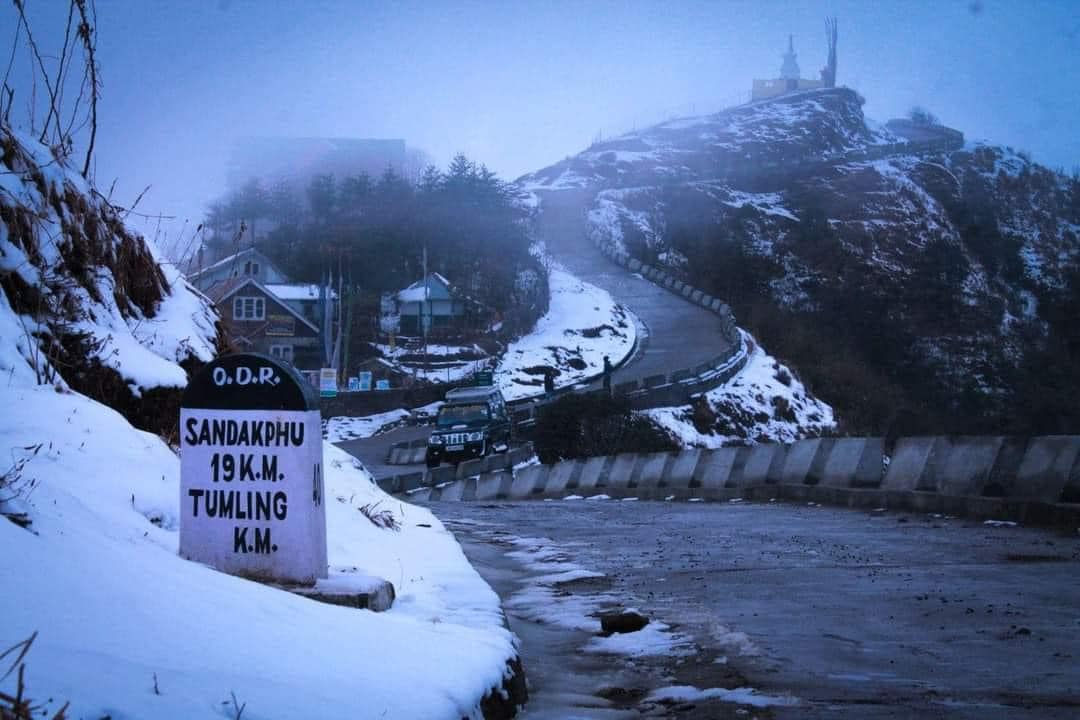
left=0, top=632, right=69, bottom=720
left=359, top=501, right=401, bottom=531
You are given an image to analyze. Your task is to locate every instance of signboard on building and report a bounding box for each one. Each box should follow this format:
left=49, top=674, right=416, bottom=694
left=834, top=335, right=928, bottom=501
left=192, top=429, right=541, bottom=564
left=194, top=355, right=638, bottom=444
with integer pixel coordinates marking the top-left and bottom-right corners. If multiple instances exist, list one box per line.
left=358, top=371, right=372, bottom=391
left=375, top=379, right=390, bottom=391
left=319, top=368, right=337, bottom=398
left=265, top=314, right=296, bottom=336
left=347, top=376, right=360, bottom=392
left=179, top=353, right=327, bottom=585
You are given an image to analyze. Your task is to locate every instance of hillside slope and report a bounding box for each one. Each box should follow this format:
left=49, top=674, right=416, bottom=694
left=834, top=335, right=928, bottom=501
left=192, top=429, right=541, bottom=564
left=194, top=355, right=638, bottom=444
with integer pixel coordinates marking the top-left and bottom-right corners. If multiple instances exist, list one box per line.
left=1, top=126, right=222, bottom=436
left=524, top=88, right=1080, bottom=435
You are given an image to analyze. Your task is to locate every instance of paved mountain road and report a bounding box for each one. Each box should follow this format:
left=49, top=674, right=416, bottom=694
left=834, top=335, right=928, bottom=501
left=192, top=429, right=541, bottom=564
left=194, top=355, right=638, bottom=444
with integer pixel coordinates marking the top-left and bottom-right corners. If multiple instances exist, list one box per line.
left=535, top=189, right=734, bottom=386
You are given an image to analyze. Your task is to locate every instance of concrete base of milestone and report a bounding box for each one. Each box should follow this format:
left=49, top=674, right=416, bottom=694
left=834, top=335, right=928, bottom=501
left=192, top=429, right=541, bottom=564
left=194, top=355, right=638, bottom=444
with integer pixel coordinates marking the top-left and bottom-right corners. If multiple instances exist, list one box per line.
left=282, top=576, right=396, bottom=612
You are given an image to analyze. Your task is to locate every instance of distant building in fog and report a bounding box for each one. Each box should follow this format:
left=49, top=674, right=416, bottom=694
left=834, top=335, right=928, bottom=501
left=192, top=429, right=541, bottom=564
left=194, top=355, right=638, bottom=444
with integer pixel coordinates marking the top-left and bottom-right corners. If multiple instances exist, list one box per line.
left=226, top=137, right=407, bottom=191
left=751, top=35, right=824, bottom=101
left=751, top=20, right=838, bottom=102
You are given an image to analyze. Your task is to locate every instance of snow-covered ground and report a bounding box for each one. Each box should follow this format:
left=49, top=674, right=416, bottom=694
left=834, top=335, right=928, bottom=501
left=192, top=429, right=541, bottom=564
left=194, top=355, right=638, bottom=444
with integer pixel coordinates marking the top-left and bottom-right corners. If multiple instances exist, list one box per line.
left=0, top=386, right=518, bottom=719
left=496, top=266, right=637, bottom=401
left=1, top=126, right=518, bottom=719
left=372, top=343, right=492, bottom=385
left=322, top=407, right=412, bottom=442
left=645, top=333, right=834, bottom=447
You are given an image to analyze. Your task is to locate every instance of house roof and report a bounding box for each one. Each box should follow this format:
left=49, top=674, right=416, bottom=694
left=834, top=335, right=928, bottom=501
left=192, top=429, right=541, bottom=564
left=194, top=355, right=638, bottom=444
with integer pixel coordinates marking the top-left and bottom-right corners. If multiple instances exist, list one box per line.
left=210, top=277, right=321, bottom=334
left=264, top=283, right=338, bottom=301
left=188, top=247, right=283, bottom=281
left=397, top=272, right=454, bottom=303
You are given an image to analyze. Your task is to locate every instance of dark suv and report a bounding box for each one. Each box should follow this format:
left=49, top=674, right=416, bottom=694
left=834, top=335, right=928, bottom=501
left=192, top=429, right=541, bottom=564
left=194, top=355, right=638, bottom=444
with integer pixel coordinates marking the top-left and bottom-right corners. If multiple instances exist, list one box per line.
left=425, top=386, right=511, bottom=467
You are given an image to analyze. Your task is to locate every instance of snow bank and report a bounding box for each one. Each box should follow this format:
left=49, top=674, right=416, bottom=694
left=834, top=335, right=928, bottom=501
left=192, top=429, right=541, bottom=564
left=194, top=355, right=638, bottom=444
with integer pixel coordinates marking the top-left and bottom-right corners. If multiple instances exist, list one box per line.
left=0, top=385, right=517, bottom=719
left=645, top=333, right=834, bottom=447
left=323, top=408, right=412, bottom=442
left=496, top=266, right=636, bottom=401
left=645, top=684, right=799, bottom=708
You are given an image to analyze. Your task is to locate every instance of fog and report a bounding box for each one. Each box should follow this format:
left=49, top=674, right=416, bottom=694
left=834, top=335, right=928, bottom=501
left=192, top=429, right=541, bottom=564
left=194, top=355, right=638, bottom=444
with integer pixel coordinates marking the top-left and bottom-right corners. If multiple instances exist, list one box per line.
left=4, top=0, right=1079, bottom=246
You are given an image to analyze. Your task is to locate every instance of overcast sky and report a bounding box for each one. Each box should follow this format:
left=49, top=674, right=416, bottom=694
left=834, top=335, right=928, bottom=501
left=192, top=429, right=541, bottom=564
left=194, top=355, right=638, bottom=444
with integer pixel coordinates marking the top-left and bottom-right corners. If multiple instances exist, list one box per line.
left=5, top=0, right=1079, bottom=246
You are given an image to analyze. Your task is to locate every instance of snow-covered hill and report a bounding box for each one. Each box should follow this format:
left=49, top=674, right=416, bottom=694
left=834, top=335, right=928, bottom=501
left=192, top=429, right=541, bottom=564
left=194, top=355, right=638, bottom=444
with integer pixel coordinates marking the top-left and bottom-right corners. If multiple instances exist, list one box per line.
left=520, top=89, right=897, bottom=192
left=523, top=88, right=1080, bottom=435
left=1, top=125, right=220, bottom=435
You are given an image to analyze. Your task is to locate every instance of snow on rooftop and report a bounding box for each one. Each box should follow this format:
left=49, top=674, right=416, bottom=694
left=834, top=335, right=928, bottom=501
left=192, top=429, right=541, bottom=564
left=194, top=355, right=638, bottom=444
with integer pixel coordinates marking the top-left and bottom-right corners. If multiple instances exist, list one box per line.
left=265, top=282, right=336, bottom=301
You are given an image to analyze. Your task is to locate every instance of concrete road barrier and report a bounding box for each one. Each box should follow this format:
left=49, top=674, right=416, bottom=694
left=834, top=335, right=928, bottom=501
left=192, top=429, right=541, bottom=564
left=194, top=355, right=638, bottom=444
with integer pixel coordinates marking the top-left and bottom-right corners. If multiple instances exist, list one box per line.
left=662, top=449, right=702, bottom=499
left=434, top=480, right=465, bottom=502
left=984, top=437, right=1029, bottom=498
left=1016, top=436, right=1080, bottom=503
left=628, top=258, right=642, bottom=272
left=483, top=453, right=510, bottom=474
left=507, top=445, right=534, bottom=467
left=741, top=444, right=787, bottom=486
left=398, top=472, right=426, bottom=493
left=681, top=286, right=694, bottom=299
left=695, top=447, right=741, bottom=495
left=690, top=290, right=704, bottom=303
left=508, top=464, right=549, bottom=499
left=670, top=368, right=693, bottom=383
left=543, top=460, right=581, bottom=497
left=604, top=453, right=639, bottom=495
left=821, top=437, right=884, bottom=488
left=576, top=456, right=611, bottom=494
left=475, top=471, right=512, bottom=501
left=456, top=458, right=485, bottom=480
left=933, top=437, right=1003, bottom=497
left=635, top=452, right=672, bottom=494
left=429, top=465, right=456, bottom=485
left=883, top=437, right=942, bottom=492
left=780, top=438, right=835, bottom=485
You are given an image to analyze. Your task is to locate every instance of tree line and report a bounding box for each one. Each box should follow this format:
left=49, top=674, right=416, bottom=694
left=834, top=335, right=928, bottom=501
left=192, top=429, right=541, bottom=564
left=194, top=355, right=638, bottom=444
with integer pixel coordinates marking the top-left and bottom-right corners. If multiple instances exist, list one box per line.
left=200, top=154, right=548, bottom=342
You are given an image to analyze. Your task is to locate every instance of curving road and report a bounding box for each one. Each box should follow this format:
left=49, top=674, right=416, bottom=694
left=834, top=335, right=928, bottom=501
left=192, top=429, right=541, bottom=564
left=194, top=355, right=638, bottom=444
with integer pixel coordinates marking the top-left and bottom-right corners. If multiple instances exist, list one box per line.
left=535, top=188, right=734, bottom=386
left=338, top=188, right=737, bottom=477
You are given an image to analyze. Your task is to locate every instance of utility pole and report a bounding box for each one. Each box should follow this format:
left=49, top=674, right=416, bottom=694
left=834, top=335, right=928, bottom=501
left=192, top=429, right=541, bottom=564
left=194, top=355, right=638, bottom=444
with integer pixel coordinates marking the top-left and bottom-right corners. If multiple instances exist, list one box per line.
left=422, top=243, right=429, bottom=366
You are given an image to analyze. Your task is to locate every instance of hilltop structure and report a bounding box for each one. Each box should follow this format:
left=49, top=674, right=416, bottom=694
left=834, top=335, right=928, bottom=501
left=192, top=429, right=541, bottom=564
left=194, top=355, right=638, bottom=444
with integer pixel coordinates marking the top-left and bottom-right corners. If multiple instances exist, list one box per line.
left=751, top=18, right=838, bottom=102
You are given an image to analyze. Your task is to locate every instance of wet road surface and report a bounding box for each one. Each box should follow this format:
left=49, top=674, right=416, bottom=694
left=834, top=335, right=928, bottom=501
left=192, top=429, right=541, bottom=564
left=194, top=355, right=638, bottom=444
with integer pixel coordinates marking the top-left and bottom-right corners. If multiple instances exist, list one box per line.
left=429, top=499, right=1080, bottom=718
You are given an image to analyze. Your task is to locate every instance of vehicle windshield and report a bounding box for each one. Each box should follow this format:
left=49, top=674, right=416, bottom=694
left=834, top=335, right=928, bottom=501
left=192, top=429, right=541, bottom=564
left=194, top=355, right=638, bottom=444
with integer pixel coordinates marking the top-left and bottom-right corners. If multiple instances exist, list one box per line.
left=437, top=404, right=489, bottom=427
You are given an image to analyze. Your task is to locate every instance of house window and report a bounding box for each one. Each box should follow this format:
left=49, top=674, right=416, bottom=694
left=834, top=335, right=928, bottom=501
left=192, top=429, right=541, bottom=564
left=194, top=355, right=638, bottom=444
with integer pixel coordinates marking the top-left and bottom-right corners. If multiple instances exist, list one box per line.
left=232, top=296, right=265, bottom=321
left=269, top=344, right=293, bottom=364
left=243, top=261, right=260, bottom=277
